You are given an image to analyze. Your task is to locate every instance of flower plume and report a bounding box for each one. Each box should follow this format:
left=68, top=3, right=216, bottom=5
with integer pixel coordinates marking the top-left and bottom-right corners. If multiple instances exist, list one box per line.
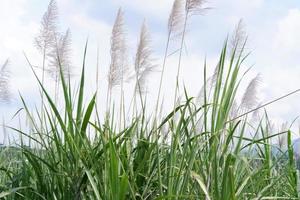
left=278, top=122, right=288, bottom=149
left=240, top=74, right=261, bottom=110
left=168, top=0, right=184, bottom=35
left=196, top=64, right=219, bottom=105
left=134, top=21, right=156, bottom=95
left=35, top=0, right=58, bottom=53
left=48, top=29, right=72, bottom=80
left=185, top=0, right=207, bottom=15
left=230, top=19, right=247, bottom=55
left=0, top=59, right=11, bottom=102
left=108, top=8, right=127, bottom=90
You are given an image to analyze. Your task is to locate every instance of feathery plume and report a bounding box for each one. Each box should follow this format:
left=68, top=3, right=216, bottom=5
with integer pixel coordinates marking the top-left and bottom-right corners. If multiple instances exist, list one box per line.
left=34, top=0, right=59, bottom=109
left=240, top=74, right=261, bottom=110
left=266, top=121, right=275, bottom=137
left=48, top=29, right=72, bottom=80
left=134, top=21, right=156, bottom=95
left=0, top=59, right=11, bottom=102
left=185, top=0, right=207, bottom=15
left=168, top=0, right=184, bottom=35
left=229, top=100, right=239, bottom=119
left=108, top=8, right=127, bottom=90
left=278, top=122, right=288, bottom=149
left=173, top=0, right=207, bottom=107
left=196, top=64, right=219, bottom=105
left=35, top=0, right=58, bottom=53
left=230, top=19, right=247, bottom=56
left=196, top=88, right=203, bottom=105
left=154, top=0, right=184, bottom=119
left=251, top=102, right=262, bottom=122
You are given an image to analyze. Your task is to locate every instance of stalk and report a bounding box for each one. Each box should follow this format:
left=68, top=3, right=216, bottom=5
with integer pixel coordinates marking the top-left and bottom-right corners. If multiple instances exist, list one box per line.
left=154, top=32, right=171, bottom=120
left=173, top=11, right=188, bottom=110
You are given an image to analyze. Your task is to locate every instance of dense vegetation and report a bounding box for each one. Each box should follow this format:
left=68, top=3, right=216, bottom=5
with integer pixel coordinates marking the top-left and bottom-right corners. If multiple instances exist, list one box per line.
left=0, top=0, right=299, bottom=199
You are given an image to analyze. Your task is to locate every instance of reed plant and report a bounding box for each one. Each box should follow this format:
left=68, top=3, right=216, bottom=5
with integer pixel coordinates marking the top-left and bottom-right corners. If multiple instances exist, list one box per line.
left=0, top=0, right=299, bottom=199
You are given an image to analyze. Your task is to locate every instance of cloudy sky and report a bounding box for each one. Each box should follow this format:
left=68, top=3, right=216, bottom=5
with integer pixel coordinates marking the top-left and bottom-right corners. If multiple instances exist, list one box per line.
left=1, top=0, right=300, bottom=142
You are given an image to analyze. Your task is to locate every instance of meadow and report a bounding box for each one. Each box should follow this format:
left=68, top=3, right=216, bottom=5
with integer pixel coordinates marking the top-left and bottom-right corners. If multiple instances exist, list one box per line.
left=0, top=0, right=299, bottom=199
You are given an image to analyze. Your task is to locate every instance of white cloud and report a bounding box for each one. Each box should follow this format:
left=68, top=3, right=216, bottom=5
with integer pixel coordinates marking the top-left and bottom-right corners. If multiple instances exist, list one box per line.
left=238, top=0, right=263, bottom=8
left=0, top=0, right=38, bottom=55
left=0, top=0, right=40, bottom=97
left=274, top=9, right=300, bottom=55
left=255, top=9, right=300, bottom=113
left=112, top=0, right=173, bottom=19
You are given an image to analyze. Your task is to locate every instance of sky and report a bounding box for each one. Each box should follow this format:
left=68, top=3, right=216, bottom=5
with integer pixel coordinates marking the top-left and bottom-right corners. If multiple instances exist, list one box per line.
left=1, top=0, right=300, bottom=143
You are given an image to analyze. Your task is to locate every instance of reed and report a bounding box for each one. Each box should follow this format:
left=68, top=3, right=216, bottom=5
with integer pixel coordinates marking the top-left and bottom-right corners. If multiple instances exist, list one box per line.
left=0, top=0, right=299, bottom=199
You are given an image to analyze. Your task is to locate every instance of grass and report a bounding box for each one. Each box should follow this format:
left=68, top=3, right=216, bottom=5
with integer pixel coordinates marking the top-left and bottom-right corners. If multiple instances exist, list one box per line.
left=0, top=40, right=298, bottom=199
left=0, top=0, right=300, bottom=199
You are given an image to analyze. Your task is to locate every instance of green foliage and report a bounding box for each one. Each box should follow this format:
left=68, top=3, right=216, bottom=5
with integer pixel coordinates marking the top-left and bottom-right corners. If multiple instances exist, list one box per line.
left=0, top=1, right=299, bottom=199
left=0, top=39, right=298, bottom=199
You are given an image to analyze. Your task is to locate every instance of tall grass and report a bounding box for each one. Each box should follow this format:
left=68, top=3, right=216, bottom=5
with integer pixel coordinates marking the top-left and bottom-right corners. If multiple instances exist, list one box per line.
left=0, top=0, right=299, bottom=199
left=0, top=59, right=11, bottom=103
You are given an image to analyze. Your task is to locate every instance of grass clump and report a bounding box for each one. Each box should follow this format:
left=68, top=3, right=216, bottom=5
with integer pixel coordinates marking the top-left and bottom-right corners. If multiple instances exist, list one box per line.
left=0, top=0, right=299, bottom=199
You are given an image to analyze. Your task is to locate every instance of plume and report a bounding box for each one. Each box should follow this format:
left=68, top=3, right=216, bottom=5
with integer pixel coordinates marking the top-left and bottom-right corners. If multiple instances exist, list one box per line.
left=229, top=100, right=239, bottom=119
left=168, top=0, right=184, bottom=36
left=134, top=21, right=156, bottom=95
left=108, top=8, right=127, bottom=90
left=35, top=0, right=58, bottom=53
left=196, top=64, right=219, bottom=105
left=48, top=29, right=72, bottom=80
left=266, top=121, right=275, bottom=137
left=185, top=0, right=207, bottom=15
left=230, top=19, right=247, bottom=56
left=278, top=122, right=288, bottom=149
left=0, top=59, right=11, bottom=102
left=251, top=102, right=262, bottom=122
left=240, top=74, right=261, bottom=110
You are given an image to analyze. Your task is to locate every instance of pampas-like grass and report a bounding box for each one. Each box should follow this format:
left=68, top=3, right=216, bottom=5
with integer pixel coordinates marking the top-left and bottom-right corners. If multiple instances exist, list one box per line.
left=107, top=8, right=128, bottom=128
left=0, top=59, right=11, bottom=102
left=154, top=0, right=184, bottom=119
left=173, top=0, right=207, bottom=110
left=134, top=21, right=156, bottom=95
left=48, top=29, right=72, bottom=80
left=34, top=0, right=59, bottom=115
left=185, top=0, right=207, bottom=15
left=197, top=64, right=219, bottom=105
left=240, top=74, right=261, bottom=110
left=227, top=99, right=237, bottom=118
left=48, top=29, right=72, bottom=102
left=3, top=1, right=300, bottom=199
left=35, top=0, right=58, bottom=54
left=230, top=19, right=247, bottom=56
left=168, top=0, right=184, bottom=37
left=107, top=8, right=127, bottom=91
left=35, top=0, right=72, bottom=83
left=278, top=122, right=288, bottom=149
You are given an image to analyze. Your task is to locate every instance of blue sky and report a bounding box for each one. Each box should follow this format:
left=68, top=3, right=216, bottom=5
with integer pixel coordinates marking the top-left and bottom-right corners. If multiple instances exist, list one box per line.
left=1, top=0, right=300, bottom=142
